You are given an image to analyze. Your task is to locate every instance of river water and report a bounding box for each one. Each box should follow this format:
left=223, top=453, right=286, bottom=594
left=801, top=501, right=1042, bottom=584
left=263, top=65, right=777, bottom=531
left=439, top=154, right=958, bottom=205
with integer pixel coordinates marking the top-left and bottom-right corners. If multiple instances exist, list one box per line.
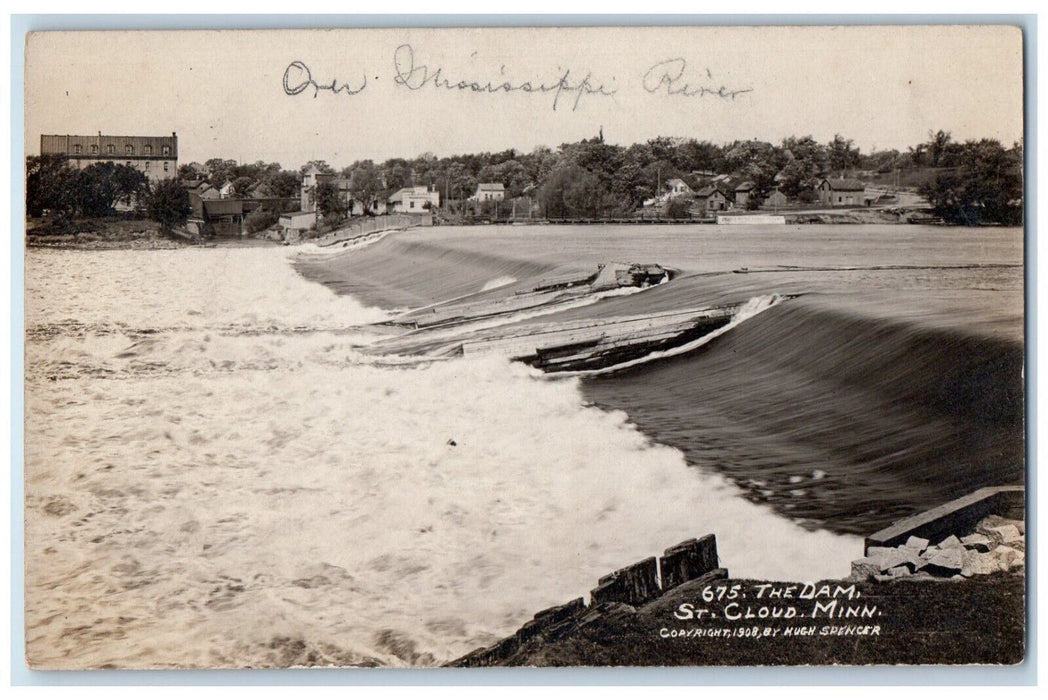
left=25, top=242, right=862, bottom=669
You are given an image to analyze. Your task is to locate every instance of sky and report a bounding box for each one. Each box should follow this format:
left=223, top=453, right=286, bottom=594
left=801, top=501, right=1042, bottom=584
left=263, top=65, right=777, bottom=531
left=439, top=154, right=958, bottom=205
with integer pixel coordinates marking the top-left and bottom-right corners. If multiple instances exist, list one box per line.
left=24, top=25, right=1024, bottom=170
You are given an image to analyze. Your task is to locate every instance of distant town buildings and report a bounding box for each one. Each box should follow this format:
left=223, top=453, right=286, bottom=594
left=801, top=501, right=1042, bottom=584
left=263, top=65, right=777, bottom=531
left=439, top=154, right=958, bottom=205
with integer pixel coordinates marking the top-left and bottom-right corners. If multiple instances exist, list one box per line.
left=816, top=178, right=866, bottom=206
left=733, top=182, right=755, bottom=209
left=388, top=186, right=440, bottom=213
left=40, top=132, right=178, bottom=183
left=470, top=183, right=506, bottom=202
left=693, top=185, right=733, bottom=214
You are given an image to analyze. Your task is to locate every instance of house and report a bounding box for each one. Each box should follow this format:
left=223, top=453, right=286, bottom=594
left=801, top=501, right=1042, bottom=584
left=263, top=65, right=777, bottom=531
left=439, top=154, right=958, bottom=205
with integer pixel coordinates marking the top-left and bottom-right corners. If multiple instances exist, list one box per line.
left=763, top=188, right=788, bottom=209
left=218, top=181, right=238, bottom=199
left=665, top=178, right=693, bottom=197
left=643, top=178, right=696, bottom=210
left=300, top=166, right=337, bottom=212
left=279, top=211, right=319, bottom=241
left=694, top=185, right=733, bottom=214
left=734, top=182, right=755, bottom=208
left=248, top=182, right=273, bottom=199
left=190, top=190, right=299, bottom=235
left=388, top=185, right=440, bottom=213
left=195, top=184, right=221, bottom=200
left=470, top=183, right=506, bottom=202
left=816, top=178, right=866, bottom=206
left=40, top=132, right=178, bottom=183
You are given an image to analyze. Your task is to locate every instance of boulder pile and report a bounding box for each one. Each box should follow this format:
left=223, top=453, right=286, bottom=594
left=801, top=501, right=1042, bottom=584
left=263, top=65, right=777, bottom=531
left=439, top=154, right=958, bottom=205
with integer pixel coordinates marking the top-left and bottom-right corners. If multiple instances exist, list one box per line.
left=850, top=515, right=1025, bottom=582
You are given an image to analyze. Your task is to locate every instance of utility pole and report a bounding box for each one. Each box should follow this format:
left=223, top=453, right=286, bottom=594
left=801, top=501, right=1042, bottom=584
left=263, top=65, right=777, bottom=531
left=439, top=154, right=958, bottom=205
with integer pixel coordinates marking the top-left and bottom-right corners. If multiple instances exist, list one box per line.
left=656, top=167, right=661, bottom=221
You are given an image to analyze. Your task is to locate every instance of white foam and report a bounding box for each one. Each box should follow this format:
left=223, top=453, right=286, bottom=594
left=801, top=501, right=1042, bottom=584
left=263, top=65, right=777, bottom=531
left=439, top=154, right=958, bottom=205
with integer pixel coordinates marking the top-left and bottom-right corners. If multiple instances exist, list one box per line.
left=480, top=275, right=518, bottom=291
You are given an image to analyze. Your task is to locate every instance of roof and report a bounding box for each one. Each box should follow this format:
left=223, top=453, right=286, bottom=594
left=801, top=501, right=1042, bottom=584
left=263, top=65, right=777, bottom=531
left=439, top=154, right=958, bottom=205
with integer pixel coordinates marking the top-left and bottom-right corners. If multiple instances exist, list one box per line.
left=248, top=183, right=273, bottom=198
left=822, top=178, right=865, bottom=191
left=387, top=186, right=434, bottom=203
left=666, top=178, right=689, bottom=187
left=695, top=185, right=730, bottom=198
left=40, top=133, right=177, bottom=158
left=477, top=182, right=505, bottom=191
left=202, top=199, right=245, bottom=217
left=735, top=181, right=755, bottom=192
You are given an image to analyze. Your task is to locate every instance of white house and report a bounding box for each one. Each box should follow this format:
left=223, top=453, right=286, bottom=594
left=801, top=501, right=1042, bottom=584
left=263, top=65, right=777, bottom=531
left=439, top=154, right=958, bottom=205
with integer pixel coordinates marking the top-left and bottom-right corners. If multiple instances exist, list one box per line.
left=665, top=178, right=692, bottom=196
left=218, top=181, right=237, bottom=199
left=470, top=183, right=506, bottom=202
left=643, top=178, right=695, bottom=209
left=388, top=186, right=440, bottom=213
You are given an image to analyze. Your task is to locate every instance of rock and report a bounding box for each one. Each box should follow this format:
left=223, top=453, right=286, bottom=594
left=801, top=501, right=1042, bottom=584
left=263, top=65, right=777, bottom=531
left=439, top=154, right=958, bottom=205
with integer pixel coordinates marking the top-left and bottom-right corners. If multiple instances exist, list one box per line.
left=937, top=535, right=964, bottom=550
left=904, top=535, right=930, bottom=552
left=923, top=548, right=964, bottom=577
left=850, top=557, right=881, bottom=581
left=987, top=525, right=1022, bottom=546
left=961, top=550, right=1000, bottom=577
left=897, top=544, right=924, bottom=561
left=867, top=547, right=921, bottom=573
left=887, top=566, right=911, bottom=578
left=961, top=533, right=994, bottom=553
left=978, top=516, right=1025, bottom=538
left=994, top=545, right=1023, bottom=572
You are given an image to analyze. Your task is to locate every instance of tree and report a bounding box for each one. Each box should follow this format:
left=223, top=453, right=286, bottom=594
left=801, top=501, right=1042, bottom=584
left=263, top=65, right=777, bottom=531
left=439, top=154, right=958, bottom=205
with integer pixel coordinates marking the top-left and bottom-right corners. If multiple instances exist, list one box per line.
left=315, top=181, right=347, bottom=221
left=230, top=176, right=255, bottom=198
left=204, top=158, right=238, bottom=187
left=178, top=162, right=206, bottom=181
left=778, top=136, right=827, bottom=198
left=827, top=134, right=860, bottom=173
left=146, top=178, right=191, bottom=231
left=927, top=129, right=952, bottom=167
left=264, top=170, right=301, bottom=199
left=539, top=165, right=604, bottom=218
left=918, top=138, right=1022, bottom=225
left=347, top=161, right=384, bottom=214
left=724, top=141, right=781, bottom=204
left=299, top=160, right=335, bottom=175
left=26, top=155, right=76, bottom=218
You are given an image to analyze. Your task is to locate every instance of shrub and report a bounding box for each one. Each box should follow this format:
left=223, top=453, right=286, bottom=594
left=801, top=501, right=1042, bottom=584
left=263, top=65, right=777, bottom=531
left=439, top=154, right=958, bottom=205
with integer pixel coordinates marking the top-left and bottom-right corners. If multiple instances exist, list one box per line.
left=245, top=208, right=280, bottom=234
left=145, top=178, right=191, bottom=231
left=665, top=195, right=693, bottom=219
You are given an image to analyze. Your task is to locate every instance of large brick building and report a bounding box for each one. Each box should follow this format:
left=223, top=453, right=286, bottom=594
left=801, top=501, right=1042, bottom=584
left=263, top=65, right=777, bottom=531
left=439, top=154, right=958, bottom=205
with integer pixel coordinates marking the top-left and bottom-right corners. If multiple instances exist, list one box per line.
left=40, top=132, right=178, bottom=183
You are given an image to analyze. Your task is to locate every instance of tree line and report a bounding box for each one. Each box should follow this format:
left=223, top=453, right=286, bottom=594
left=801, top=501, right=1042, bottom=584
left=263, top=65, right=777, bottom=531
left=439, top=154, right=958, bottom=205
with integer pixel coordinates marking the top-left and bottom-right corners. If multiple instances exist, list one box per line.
left=27, top=129, right=1023, bottom=229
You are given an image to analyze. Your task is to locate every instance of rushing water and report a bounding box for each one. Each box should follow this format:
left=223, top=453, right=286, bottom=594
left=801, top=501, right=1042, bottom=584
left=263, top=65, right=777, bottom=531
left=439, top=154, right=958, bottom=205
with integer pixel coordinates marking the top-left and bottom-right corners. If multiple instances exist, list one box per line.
left=25, top=244, right=861, bottom=669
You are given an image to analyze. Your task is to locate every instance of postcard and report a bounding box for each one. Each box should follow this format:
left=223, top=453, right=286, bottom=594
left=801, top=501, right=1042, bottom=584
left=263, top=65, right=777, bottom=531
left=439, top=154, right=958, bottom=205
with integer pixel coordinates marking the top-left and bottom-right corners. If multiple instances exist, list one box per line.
left=22, top=24, right=1025, bottom=669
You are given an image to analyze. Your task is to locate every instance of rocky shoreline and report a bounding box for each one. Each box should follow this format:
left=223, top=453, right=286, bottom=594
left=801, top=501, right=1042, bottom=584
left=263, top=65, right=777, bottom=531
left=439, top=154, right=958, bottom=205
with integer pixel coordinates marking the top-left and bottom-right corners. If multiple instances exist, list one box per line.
left=450, top=487, right=1025, bottom=667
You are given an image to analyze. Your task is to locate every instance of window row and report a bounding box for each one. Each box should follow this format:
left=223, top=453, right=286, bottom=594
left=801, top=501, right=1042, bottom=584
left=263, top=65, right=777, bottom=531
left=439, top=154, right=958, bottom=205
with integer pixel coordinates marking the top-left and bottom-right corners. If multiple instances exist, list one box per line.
left=72, top=144, right=171, bottom=156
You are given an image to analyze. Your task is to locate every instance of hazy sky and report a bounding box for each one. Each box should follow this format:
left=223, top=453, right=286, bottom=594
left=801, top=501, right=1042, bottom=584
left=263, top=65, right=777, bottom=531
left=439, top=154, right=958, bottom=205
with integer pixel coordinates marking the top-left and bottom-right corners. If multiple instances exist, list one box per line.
left=25, top=25, right=1023, bottom=169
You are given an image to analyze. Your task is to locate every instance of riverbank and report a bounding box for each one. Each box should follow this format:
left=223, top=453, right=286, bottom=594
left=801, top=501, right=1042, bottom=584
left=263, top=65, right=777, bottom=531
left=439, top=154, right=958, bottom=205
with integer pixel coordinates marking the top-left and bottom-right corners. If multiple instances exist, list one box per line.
left=453, top=574, right=1024, bottom=666
left=25, top=216, right=287, bottom=250
left=450, top=487, right=1025, bottom=666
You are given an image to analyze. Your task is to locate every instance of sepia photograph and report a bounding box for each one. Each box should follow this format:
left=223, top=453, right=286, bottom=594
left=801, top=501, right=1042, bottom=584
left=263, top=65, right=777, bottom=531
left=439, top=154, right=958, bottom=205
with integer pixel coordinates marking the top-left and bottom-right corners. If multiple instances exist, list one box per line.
left=20, top=22, right=1026, bottom=671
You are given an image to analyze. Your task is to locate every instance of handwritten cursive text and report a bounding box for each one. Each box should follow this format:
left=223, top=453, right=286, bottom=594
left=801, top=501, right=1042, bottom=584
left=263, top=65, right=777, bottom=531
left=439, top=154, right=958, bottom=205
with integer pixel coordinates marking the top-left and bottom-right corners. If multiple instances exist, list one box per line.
left=642, top=58, right=753, bottom=100
left=391, top=43, right=617, bottom=111
left=283, top=60, right=367, bottom=98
